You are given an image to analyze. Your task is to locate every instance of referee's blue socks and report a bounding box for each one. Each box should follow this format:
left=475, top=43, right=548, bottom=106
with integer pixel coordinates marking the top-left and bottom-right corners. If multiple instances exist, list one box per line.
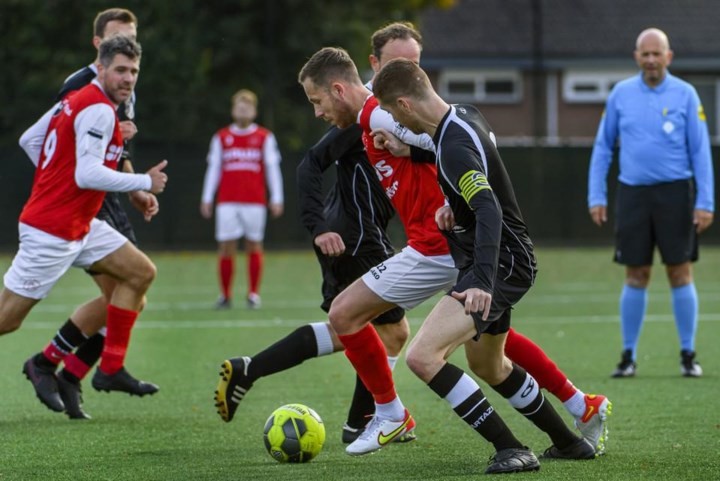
left=671, top=283, right=698, bottom=352
left=620, top=285, right=647, bottom=359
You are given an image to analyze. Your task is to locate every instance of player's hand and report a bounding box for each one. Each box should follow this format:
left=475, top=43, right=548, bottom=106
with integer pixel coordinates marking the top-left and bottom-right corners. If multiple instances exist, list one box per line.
left=589, top=205, right=607, bottom=226
left=694, top=209, right=714, bottom=233
left=119, top=120, right=138, bottom=141
left=435, top=205, right=455, bottom=231
left=200, top=202, right=213, bottom=219
left=315, top=232, right=345, bottom=257
left=146, top=160, right=168, bottom=194
left=451, top=287, right=492, bottom=320
left=371, top=128, right=410, bottom=157
left=129, top=191, right=159, bottom=221
left=269, top=203, right=284, bottom=219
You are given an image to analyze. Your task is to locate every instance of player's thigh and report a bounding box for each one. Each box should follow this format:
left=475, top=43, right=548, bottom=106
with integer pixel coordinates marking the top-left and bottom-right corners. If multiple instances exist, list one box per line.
left=326, top=252, right=406, bottom=325
left=409, top=296, right=476, bottom=361
left=0, top=288, right=40, bottom=331
left=3, top=223, right=82, bottom=300
left=361, top=246, right=457, bottom=310
left=82, top=223, right=155, bottom=283
left=74, top=219, right=129, bottom=271
left=238, top=204, right=267, bottom=242
left=92, top=244, right=155, bottom=284
left=614, top=183, right=654, bottom=265
left=652, top=180, right=697, bottom=265
left=215, top=203, right=244, bottom=241
left=329, top=277, right=397, bottom=328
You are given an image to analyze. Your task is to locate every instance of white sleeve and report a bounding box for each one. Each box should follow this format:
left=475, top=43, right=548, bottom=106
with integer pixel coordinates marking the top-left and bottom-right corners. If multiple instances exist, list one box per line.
left=201, top=134, right=222, bottom=204
left=263, top=132, right=284, bottom=204
left=19, top=104, right=58, bottom=166
left=368, top=106, right=436, bottom=153
left=74, top=104, right=151, bottom=192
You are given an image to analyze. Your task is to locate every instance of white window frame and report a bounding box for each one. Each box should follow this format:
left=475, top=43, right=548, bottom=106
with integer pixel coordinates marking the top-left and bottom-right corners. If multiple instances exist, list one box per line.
left=563, top=70, right=635, bottom=103
left=438, top=69, right=522, bottom=103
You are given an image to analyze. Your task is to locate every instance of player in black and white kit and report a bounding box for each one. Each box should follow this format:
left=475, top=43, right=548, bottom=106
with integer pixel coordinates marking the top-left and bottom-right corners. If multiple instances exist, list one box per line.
left=21, top=8, right=159, bottom=421
left=374, top=59, right=596, bottom=473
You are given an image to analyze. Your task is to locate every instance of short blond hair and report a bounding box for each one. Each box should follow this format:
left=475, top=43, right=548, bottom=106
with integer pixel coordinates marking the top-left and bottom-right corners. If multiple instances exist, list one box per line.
left=232, top=89, right=258, bottom=107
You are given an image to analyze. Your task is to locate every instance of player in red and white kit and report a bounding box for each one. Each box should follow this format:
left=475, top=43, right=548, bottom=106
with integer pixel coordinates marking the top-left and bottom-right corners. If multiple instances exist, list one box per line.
left=300, top=44, right=609, bottom=466
left=200, top=89, right=283, bottom=309
left=0, top=36, right=167, bottom=408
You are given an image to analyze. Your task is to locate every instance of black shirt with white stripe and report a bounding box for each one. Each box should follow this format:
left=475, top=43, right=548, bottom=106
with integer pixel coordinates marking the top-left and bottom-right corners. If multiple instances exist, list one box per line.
left=297, top=125, right=395, bottom=258
left=433, top=104, right=536, bottom=293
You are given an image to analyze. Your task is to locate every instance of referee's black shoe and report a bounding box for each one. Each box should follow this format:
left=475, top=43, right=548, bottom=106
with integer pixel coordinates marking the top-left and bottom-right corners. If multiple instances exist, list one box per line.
left=611, top=349, right=636, bottom=378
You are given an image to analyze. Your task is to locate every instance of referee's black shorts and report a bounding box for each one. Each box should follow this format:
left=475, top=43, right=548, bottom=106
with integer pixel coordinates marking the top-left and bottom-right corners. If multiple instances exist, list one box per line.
left=314, top=248, right=405, bottom=325
left=614, top=179, right=697, bottom=266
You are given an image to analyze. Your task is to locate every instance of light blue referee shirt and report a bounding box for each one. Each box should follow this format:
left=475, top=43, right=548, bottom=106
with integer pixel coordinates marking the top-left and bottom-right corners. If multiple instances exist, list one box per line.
left=588, top=71, right=715, bottom=212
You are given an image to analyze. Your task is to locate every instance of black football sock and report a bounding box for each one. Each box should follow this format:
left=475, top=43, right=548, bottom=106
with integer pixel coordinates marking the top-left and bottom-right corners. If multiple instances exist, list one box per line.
left=60, top=332, right=105, bottom=383
left=246, top=324, right=321, bottom=382
left=37, top=319, right=88, bottom=369
left=428, top=362, right=523, bottom=451
left=345, top=375, right=374, bottom=429
left=492, top=364, right=581, bottom=449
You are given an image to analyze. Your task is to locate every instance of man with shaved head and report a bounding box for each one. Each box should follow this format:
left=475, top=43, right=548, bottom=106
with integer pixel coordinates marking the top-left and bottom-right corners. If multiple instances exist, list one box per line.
left=588, top=28, right=714, bottom=378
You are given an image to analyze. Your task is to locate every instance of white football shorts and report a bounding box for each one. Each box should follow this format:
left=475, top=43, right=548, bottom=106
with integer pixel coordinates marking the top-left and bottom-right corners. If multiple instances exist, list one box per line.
left=361, top=245, right=457, bottom=310
left=215, top=202, right=267, bottom=242
left=3, top=219, right=127, bottom=299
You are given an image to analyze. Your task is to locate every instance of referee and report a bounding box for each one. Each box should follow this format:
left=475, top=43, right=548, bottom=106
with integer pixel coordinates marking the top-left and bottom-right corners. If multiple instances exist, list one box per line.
left=588, top=28, right=714, bottom=378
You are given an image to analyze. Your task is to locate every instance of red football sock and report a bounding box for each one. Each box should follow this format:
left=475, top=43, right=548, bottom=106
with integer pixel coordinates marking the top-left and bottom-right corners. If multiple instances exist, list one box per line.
left=99, top=304, right=138, bottom=375
left=555, top=379, right=579, bottom=403
left=338, top=324, right=396, bottom=404
left=504, top=328, right=571, bottom=399
left=42, top=343, right=66, bottom=366
left=248, top=251, right=263, bottom=295
left=63, top=354, right=92, bottom=380
left=219, top=256, right=234, bottom=299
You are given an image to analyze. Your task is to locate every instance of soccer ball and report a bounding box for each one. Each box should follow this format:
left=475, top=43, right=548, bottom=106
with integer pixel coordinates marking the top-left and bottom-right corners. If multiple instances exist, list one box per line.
left=263, top=403, right=325, bottom=463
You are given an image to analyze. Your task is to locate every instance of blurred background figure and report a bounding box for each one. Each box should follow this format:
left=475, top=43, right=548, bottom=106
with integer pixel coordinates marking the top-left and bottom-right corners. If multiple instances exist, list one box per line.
left=200, top=89, right=284, bottom=309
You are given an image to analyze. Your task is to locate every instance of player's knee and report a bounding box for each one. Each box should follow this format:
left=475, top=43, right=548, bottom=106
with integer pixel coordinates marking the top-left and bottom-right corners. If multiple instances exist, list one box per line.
left=405, top=343, right=434, bottom=382
left=626, top=266, right=651, bottom=287
left=666, top=264, right=692, bottom=287
left=128, top=260, right=157, bottom=292
left=327, top=302, right=349, bottom=333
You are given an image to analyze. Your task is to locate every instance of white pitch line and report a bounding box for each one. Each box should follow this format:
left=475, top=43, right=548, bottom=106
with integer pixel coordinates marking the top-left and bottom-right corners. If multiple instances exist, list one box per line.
left=26, top=291, right=720, bottom=314
left=19, top=313, right=720, bottom=330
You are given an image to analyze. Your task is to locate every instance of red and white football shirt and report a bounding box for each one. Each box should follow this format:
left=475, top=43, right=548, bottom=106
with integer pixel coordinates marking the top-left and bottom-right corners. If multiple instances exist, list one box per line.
left=358, top=95, right=449, bottom=257
left=201, top=124, right=283, bottom=206
left=20, top=83, right=124, bottom=241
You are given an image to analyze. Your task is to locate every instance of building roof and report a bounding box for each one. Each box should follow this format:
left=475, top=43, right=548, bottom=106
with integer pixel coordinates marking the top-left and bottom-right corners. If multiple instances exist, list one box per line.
left=419, top=0, right=720, bottom=69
